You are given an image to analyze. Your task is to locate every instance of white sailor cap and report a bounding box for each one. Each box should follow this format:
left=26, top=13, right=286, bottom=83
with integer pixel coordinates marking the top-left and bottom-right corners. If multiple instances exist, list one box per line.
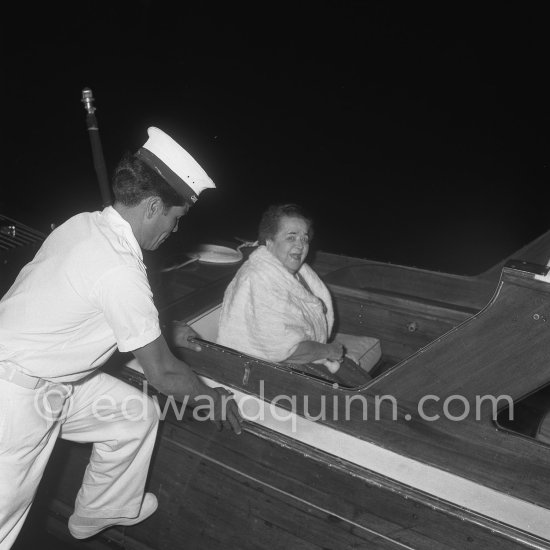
left=135, top=127, right=215, bottom=204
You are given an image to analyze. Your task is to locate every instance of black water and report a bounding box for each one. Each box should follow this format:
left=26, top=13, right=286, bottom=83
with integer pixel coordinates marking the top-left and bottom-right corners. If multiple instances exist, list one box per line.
left=5, top=3, right=548, bottom=277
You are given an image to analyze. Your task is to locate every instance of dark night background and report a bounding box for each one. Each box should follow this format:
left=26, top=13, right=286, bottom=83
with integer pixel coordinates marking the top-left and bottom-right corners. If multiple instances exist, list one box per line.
left=2, top=3, right=549, bottom=547
left=4, top=1, right=549, bottom=278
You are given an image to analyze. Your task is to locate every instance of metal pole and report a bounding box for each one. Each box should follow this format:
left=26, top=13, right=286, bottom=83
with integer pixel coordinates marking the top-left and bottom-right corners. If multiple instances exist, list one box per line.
left=81, top=87, right=112, bottom=207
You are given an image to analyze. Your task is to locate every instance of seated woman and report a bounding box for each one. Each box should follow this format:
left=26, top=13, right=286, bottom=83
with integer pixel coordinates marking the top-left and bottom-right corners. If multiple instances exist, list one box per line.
left=217, top=203, right=381, bottom=386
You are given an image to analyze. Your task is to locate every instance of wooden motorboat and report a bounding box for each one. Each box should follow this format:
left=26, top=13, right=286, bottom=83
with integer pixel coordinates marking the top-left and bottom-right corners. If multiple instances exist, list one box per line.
left=5, top=221, right=550, bottom=550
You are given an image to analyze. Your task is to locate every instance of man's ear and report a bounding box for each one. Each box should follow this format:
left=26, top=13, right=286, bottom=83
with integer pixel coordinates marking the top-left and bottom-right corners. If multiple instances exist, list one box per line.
left=265, top=238, right=273, bottom=252
left=144, top=196, right=163, bottom=219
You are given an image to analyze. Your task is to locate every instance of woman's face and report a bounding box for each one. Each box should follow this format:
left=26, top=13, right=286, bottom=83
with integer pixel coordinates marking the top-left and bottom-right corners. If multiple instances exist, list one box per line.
left=266, top=215, right=311, bottom=274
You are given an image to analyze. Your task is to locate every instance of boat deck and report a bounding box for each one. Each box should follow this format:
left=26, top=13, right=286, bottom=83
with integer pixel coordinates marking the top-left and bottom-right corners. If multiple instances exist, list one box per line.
left=17, top=248, right=550, bottom=549
left=21, top=408, right=541, bottom=550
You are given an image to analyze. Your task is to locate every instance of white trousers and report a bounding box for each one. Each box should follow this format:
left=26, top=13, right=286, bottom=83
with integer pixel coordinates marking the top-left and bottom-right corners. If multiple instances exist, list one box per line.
left=0, top=371, right=159, bottom=549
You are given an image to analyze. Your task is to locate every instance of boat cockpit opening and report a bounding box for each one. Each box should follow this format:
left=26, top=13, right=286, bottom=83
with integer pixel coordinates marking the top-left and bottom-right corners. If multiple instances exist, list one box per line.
left=183, top=302, right=392, bottom=389
left=496, top=383, right=550, bottom=446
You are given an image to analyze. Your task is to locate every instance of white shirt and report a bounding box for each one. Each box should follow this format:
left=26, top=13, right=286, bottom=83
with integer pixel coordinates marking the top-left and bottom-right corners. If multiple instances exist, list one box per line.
left=0, top=207, right=161, bottom=382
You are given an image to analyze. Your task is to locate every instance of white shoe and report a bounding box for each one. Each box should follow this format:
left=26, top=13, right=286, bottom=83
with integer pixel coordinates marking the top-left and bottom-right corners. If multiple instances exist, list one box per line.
left=68, top=492, right=158, bottom=539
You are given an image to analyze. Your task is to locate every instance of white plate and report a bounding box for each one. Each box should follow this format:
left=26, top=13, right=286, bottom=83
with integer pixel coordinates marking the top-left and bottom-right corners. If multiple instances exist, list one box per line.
left=187, top=244, right=243, bottom=264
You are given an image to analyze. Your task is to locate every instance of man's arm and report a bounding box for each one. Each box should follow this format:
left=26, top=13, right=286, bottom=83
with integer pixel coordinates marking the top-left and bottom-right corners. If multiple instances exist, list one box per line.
left=133, top=335, right=242, bottom=434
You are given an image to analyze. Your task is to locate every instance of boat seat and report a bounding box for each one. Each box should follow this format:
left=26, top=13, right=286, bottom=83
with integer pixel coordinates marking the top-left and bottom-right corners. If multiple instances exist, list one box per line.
left=187, top=305, right=222, bottom=342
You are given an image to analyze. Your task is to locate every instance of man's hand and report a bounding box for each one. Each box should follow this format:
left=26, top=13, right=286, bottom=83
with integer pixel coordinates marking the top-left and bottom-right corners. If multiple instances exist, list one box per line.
left=134, top=335, right=242, bottom=435
left=169, top=320, right=202, bottom=352
left=208, top=387, right=243, bottom=435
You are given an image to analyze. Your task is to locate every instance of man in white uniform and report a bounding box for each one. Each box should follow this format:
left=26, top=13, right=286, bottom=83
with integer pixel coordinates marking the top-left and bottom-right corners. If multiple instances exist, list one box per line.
left=0, top=127, right=242, bottom=548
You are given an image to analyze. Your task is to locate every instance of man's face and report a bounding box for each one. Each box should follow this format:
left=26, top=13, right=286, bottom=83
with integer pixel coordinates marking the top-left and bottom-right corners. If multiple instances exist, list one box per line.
left=142, top=202, right=190, bottom=251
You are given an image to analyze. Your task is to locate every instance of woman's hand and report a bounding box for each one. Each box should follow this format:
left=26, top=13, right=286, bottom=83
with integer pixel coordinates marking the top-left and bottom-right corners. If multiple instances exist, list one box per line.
left=325, top=342, right=345, bottom=363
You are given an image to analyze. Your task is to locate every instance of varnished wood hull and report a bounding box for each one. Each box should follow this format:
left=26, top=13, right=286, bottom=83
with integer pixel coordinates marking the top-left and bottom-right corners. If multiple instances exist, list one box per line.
left=11, top=232, right=550, bottom=549
left=29, top=405, right=545, bottom=550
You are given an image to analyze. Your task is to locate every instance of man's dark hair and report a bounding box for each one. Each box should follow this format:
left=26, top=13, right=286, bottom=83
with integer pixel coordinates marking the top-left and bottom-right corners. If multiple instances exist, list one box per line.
left=257, top=203, right=314, bottom=245
left=112, top=152, right=190, bottom=209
